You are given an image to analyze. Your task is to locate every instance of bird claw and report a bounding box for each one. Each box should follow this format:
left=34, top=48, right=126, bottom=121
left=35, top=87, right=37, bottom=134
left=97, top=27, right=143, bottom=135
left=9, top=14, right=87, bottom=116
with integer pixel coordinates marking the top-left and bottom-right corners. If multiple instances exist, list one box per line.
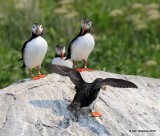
left=38, top=74, right=46, bottom=78
left=32, top=74, right=46, bottom=80
left=32, top=76, right=41, bottom=80
left=84, top=68, right=92, bottom=72
left=76, top=68, right=92, bottom=72
left=90, top=111, right=102, bottom=117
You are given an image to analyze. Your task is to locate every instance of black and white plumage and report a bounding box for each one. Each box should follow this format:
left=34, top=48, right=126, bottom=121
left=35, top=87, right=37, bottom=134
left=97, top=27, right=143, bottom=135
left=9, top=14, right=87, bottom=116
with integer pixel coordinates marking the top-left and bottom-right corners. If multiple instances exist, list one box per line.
left=46, top=64, right=138, bottom=116
left=67, top=18, right=95, bottom=71
left=20, top=23, right=48, bottom=79
left=52, top=45, right=73, bottom=68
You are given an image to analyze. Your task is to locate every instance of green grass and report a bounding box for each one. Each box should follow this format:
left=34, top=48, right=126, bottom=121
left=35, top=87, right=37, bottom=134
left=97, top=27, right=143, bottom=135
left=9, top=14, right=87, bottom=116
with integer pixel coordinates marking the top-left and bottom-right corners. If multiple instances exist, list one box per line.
left=0, top=0, right=160, bottom=89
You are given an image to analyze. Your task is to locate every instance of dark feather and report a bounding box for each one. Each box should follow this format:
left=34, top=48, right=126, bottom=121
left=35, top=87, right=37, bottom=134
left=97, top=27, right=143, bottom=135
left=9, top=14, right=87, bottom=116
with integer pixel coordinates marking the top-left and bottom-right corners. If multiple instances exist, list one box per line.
left=19, top=38, right=32, bottom=67
left=46, top=65, right=138, bottom=112
left=46, top=64, right=85, bottom=86
left=94, top=78, right=138, bottom=90
left=46, top=64, right=71, bottom=76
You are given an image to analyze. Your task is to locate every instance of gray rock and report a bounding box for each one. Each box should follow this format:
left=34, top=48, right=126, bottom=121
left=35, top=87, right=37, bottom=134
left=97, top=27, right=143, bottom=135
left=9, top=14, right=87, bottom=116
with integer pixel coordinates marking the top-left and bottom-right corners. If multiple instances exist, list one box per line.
left=0, top=71, right=160, bottom=136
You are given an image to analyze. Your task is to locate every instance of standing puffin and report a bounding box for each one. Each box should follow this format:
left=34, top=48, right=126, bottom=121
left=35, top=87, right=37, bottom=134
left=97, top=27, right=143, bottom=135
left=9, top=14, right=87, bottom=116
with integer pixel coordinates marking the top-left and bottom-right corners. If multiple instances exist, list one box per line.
left=19, top=23, right=48, bottom=80
left=46, top=64, right=138, bottom=117
left=52, top=45, right=73, bottom=68
left=67, top=18, right=95, bottom=72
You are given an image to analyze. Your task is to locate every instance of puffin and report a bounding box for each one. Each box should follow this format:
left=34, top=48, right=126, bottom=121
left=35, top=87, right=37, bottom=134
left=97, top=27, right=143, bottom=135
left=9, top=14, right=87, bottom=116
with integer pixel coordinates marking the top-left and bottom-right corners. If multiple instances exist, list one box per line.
left=67, top=18, right=95, bottom=72
left=52, top=45, right=73, bottom=68
left=46, top=64, right=138, bottom=117
left=19, top=23, right=48, bottom=80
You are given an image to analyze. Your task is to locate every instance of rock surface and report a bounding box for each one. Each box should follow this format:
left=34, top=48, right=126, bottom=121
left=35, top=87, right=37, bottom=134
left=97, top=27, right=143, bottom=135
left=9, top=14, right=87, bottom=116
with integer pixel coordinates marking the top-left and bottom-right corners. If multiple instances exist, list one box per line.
left=0, top=71, right=160, bottom=136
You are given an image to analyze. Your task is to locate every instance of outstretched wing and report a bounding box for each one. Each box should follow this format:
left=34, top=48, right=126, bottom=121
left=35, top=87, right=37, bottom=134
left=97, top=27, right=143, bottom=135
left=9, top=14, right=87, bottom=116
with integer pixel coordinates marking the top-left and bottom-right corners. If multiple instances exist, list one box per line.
left=94, top=78, right=138, bottom=90
left=46, top=64, right=71, bottom=76
left=46, top=64, right=85, bottom=85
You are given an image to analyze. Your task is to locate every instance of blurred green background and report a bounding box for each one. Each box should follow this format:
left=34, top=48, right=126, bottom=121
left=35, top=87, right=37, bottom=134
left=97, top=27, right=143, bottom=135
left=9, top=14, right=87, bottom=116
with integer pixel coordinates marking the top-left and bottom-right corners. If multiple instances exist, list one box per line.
left=0, top=0, right=160, bottom=89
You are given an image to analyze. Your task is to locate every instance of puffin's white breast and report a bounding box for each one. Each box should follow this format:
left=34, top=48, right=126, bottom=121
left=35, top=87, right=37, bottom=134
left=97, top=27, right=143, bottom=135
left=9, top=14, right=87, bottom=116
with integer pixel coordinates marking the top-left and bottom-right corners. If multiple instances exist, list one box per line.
left=52, top=57, right=73, bottom=68
left=24, top=36, right=48, bottom=69
left=71, top=33, right=95, bottom=61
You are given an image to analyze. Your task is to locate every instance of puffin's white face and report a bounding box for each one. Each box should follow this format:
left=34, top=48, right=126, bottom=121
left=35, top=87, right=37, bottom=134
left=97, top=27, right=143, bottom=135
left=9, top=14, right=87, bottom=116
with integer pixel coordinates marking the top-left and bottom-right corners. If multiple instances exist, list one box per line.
left=55, top=47, right=61, bottom=55
left=81, top=20, right=92, bottom=30
left=55, top=46, right=65, bottom=59
left=32, top=24, right=43, bottom=35
left=81, top=18, right=92, bottom=34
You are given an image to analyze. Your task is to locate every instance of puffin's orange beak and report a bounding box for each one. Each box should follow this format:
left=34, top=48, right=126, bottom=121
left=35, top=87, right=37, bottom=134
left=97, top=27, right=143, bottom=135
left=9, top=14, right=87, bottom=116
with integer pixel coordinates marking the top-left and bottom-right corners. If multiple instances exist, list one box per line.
left=61, top=52, right=64, bottom=60
left=82, top=24, right=86, bottom=34
left=36, top=26, right=41, bottom=35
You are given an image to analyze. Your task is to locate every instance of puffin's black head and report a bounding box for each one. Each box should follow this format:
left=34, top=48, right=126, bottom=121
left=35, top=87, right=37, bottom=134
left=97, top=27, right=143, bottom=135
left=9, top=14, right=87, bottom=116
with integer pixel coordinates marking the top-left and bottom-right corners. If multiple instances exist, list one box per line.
left=67, top=102, right=80, bottom=112
left=55, top=44, right=65, bottom=59
left=32, top=23, right=43, bottom=36
left=81, top=18, right=92, bottom=34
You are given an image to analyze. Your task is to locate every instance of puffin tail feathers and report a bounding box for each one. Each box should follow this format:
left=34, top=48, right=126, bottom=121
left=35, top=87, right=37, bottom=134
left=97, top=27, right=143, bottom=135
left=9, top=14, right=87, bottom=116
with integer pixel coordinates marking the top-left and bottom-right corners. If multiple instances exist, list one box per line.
left=18, top=58, right=23, bottom=61
left=21, top=63, right=26, bottom=68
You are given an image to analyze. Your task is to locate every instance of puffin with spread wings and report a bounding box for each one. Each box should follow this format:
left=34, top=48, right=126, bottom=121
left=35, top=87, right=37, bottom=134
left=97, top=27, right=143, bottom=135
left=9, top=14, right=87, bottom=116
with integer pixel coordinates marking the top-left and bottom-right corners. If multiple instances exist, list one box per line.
left=46, top=64, right=138, bottom=117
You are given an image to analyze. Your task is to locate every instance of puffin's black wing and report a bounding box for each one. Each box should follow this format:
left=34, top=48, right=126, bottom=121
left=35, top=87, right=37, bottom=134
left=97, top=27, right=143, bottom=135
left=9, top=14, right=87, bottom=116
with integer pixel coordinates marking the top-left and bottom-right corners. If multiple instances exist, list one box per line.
left=67, top=37, right=78, bottom=58
left=19, top=40, right=30, bottom=60
left=67, top=27, right=88, bottom=59
left=94, top=78, right=138, bottom=90
left=19, top=36, right=34, bottom=60
left=18, top=41, right=29, bottom=68
left=46, top=64, right=85, bottom=86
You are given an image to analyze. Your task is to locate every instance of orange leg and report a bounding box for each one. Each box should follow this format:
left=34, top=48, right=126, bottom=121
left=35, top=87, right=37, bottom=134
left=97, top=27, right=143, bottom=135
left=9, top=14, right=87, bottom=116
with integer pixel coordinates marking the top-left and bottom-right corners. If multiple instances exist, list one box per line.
left=75, top=60, right=92, bottom=72
left=82, top=60, right=92, bottom=72
left=37, top=67, right=46, bottom=78
left=31, top=67, right=46, bottom=80
left=29, top=69, right=40, bottom=80
left=29, top=69, right=33, bottom=77
left=73, top=60, right=85, bottom=72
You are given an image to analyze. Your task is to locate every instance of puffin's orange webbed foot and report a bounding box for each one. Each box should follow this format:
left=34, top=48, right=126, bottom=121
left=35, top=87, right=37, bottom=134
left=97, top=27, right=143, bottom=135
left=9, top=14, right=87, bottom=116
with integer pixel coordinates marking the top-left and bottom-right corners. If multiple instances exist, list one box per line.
left=32, top=74, right=46, bottom=80
left=32, top=76, right=41, bottom=80
left=38, top=74, right=47, bottom=78
left=76, top=68, right=92, bottom=72
left=83, top=68, right=92, bottom=72
left=76, top=68, right=85, bottom=72
left=90, top=111, right=102, bottom=117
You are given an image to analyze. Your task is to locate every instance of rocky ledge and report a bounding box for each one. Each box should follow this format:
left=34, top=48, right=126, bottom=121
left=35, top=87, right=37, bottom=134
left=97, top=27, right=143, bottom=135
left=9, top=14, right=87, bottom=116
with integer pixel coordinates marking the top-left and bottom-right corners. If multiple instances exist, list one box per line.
left=0, top=71, right=160, bottom=136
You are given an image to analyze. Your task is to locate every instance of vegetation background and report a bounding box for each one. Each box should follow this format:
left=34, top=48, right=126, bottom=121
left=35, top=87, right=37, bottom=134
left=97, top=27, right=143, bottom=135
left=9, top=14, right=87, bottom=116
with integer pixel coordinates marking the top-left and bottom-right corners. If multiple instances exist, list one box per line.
left=0, top=0, right=160, bottom=89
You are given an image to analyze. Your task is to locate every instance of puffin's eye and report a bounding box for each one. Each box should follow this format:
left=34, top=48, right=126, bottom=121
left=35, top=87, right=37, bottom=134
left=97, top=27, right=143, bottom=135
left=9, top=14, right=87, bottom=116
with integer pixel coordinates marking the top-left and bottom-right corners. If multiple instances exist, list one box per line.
left=32, top=25, right=36, bottom=28
left=88, top=22, right=92, bottom=26
left=56, top=48, right=60, bottom=52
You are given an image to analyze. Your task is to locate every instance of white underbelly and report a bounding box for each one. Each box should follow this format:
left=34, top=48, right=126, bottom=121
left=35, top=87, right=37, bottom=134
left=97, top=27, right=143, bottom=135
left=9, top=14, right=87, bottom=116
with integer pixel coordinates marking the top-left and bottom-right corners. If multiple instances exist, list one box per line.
left=24, top=37, right=48, bottom=69
left=71, top=33, right=95, bottom=61
left=52, top=57, right=73, bottom=68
